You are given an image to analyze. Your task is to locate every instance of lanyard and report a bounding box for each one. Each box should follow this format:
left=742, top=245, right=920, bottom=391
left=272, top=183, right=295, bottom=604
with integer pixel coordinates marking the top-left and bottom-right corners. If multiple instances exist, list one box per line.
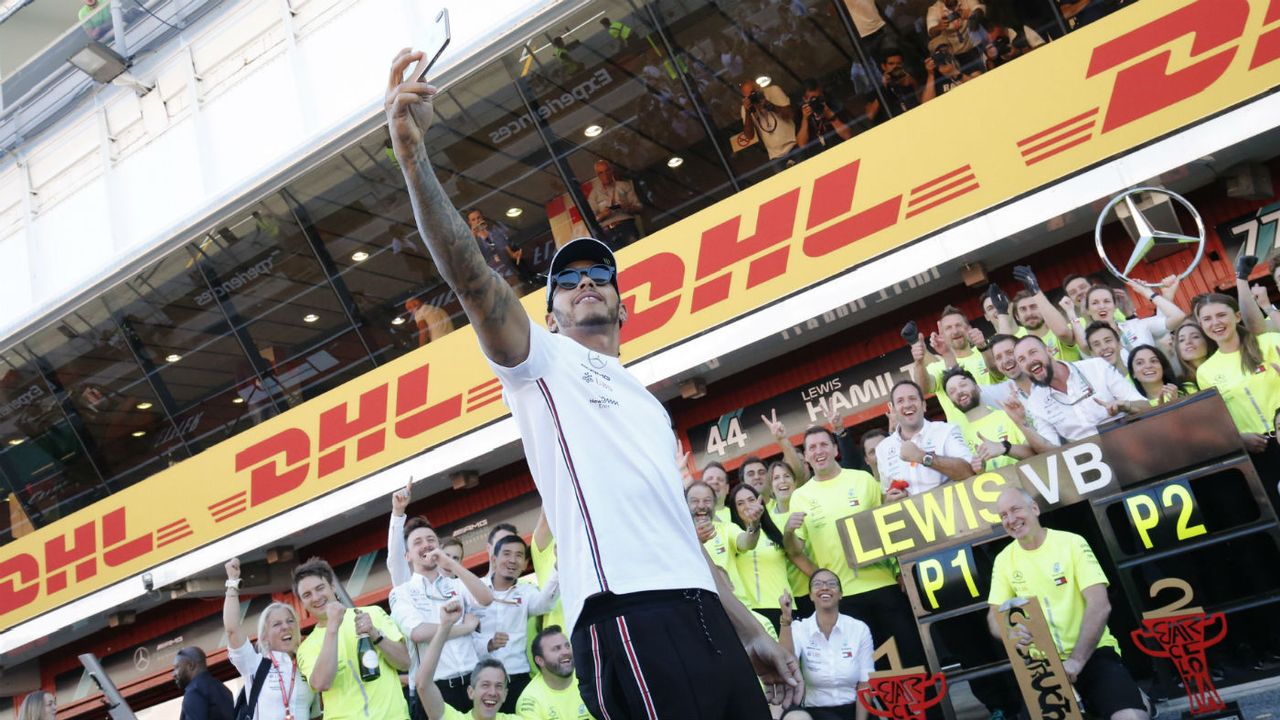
left=269, top=653, right=297, bottom=720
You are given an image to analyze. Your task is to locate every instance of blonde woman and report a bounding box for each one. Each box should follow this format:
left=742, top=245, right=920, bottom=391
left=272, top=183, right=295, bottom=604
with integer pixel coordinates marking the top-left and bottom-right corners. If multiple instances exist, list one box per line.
left=18, top=691, right=55, bottom=720
left=224, top=559, right=315, bottom=720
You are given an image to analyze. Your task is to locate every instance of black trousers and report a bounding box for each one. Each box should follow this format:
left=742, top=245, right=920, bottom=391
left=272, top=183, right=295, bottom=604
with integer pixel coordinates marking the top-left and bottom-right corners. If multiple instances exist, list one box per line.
left=572, top=589, right=771, bottom=719
left=838, top=584, right=926, bottom=670
left=501, top=672, right=531, bottom=713
left=435, top=673, right=472, bottom=713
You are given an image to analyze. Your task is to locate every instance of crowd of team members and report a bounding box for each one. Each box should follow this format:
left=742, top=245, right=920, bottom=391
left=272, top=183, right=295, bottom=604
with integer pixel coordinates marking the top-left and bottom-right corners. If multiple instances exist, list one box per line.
left=169, top=259, right=1280, bottom=720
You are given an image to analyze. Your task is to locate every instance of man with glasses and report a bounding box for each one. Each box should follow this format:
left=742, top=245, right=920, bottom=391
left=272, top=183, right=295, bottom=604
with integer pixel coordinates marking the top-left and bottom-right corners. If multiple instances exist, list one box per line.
left=384, top=50, right=801, bottom=719
left=1013, top=335, right=1146, bottom=444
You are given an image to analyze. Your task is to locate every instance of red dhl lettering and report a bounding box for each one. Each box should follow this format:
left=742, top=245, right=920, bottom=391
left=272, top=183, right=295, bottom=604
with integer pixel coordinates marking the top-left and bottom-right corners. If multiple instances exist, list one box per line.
left=234, top=361, right=463, bottom=509
left=0, top=507, right=153, bottom=616
left=1087, top=0, right=1251, bottom=133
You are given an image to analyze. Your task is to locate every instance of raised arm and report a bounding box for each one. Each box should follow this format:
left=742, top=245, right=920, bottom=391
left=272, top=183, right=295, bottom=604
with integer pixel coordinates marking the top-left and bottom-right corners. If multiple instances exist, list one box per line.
left=388, top=482, right=411, bottom=587
left=222, top=559, right=245, bottom=650
left=415, top=599, right=465, bottom=720
left=386, top=50, right=530, bottom=367
left=431, top=550, right=492, bottom=606
left=1127, top=278, right=1185, bottom=332
left=762, top=410, right=807, bottom=483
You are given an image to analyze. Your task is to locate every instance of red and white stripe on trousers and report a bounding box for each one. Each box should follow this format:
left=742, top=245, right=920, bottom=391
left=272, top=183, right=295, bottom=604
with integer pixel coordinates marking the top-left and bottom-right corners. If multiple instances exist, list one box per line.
left=618, top=616, right=659, bottom=719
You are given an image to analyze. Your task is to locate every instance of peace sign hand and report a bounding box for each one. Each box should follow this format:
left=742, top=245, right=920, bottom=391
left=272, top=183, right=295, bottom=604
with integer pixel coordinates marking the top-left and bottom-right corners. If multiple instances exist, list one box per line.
left=761, top=409, right=787, bottom=440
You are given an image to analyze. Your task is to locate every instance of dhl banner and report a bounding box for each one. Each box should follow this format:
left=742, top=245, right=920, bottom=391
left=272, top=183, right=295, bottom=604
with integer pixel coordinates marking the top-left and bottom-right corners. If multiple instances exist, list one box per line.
left=3, top=0, right=1280, bottom=633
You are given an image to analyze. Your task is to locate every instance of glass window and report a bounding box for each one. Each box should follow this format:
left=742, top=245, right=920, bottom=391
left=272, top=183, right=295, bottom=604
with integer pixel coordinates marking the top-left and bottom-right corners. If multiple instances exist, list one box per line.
left=23, top=302, right=186, bottom=493
left=660, top=0, right=868, bottom=186
left=0, top=351, right=107, bottom=528
left=192, top=202, right=377, bottom=409
left=103, top=250, right=269, bottom=455
left=522, top=1, right=736, bottom=246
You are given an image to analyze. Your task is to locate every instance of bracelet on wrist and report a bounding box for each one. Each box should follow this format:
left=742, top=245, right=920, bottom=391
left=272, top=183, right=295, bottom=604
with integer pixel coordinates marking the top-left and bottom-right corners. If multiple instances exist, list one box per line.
left=225, top=578, right=241, bottom=589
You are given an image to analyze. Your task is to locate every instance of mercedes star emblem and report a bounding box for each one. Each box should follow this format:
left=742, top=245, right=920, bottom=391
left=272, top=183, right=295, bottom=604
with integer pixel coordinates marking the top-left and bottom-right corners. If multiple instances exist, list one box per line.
left=1095, top=187, right=1205, bottom=288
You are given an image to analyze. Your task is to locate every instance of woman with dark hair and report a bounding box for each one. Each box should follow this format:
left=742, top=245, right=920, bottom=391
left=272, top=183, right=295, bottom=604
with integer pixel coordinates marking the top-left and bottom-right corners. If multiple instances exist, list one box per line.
left=779, top=569, right=873, bottom=720
left=729, top=482, right=792, bottom=632
left=1127, top=344, right=1195, bottom=405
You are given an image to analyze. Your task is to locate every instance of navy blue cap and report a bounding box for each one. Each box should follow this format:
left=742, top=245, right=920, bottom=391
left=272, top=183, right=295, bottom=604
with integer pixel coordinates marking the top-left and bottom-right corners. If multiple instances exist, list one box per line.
left=545, top=237, right=618, bottom=310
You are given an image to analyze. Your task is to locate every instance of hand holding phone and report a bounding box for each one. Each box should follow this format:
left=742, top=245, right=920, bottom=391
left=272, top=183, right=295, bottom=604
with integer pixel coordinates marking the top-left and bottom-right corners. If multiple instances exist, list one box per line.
left=416, top=8, right=452, bottom=83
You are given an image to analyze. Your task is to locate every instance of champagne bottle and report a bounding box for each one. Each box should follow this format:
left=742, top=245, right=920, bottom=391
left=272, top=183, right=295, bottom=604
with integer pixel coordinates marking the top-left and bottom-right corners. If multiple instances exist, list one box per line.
left=357, top=631, right=380, bottom=682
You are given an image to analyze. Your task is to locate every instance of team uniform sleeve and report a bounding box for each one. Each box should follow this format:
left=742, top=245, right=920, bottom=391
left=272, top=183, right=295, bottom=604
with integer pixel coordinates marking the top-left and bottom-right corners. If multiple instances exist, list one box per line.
left=387, top=514, right=409, bottom=587
left=366, top=605, right=403, bottom=642
left=486, top=323, right=556, bottom=385
left=1101, top=363, right=1145, bottom=403
left=389, top=587, right=424, bottom=640
left=940, top=423, right=974, bottom=461
left=987, top=550, right=1014, bottom=606
left=1070, top=535, right=1110, bottom=591
left=855, top=621, right=875, bottom=683
left=526, top=572, right=560, bottom=616
left=515, top=691, right=543, bottom=719
left=227, top=639, right=262, bottom=683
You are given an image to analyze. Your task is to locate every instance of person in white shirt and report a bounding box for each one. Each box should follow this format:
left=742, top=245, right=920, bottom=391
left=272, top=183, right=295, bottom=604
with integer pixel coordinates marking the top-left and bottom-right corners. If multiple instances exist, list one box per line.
left=385, top=51, right=800, bottom=719
left=389, top=517, right=494, bottom=716
left=875, top=380, right=976, bottom=500
left=223, top=559, right=315, bottom=720
left=1014, top=335, right=1148, bottom=444
left=779, top=569, right=873, bottom=720
left=471, top=535, right=559, bottom=712
left=740, top=79, right=798, bottom=165
left=1074, top=283, right=1185, bottom=365
left=585, top=160, right=643, bottom=250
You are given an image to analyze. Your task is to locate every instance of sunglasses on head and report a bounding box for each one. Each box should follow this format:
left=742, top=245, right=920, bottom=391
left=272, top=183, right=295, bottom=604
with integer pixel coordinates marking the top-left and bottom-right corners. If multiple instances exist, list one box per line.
left=548, top=264, right=616, bottom=290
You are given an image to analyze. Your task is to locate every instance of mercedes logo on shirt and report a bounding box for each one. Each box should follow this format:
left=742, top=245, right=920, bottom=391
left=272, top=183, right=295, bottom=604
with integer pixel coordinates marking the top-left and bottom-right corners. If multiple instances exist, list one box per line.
left=1094, top=187, right=1206, bottom=288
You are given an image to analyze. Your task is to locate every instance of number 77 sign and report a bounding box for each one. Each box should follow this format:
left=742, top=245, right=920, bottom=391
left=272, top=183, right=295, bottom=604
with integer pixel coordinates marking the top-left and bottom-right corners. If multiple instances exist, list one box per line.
left=1218, top=201, right=1280, bottom=263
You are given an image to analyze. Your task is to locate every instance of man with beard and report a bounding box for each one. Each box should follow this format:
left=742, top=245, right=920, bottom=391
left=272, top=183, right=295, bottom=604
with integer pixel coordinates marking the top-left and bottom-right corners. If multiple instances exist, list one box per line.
left=941, top=368, right=1038, bottom=471
left=472, top=535, right=560, bottom=712
left=1001, top=266, right=1080, bottom=361
left=987, top=487, right=1150, bottom=720
left=174, top=647, right=234, bottom=720
left=703, top=460, right=733, bottom=523
left=518, top=627, right=594, bottom=719
left=390, top=518, right=494, bottom=715
left=785, top=427, right=926, bottom=670
left=385, top=49, right=800, bottom=719
left=875, top=380, right=975, bottom=500
left=1013, top=335, right=1145, bottom=444
left=909, top=306, right=995, bottom=426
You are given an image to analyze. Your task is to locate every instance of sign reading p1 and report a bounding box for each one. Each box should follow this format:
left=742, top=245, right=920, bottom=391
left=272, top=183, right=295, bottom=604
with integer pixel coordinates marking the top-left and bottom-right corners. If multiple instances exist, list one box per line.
left=1121, top=479, right=1207, bottom=551
left=912, top=545, right=985, bottom=614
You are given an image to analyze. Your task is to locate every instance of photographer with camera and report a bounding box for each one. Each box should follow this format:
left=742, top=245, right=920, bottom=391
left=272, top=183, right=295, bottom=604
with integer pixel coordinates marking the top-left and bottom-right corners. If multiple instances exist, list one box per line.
left=795, top=79, right=855, bottom=152
left=926, top=0, right=987, bottom=76
left=868, top=51, right=936, bottom=120
left=740, top=79, right=798, bottom=171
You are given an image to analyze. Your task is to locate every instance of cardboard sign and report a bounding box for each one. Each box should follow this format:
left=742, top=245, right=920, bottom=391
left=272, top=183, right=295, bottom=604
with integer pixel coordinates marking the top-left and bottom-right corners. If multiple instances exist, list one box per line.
left=998, top=597, right=1083, bottom=720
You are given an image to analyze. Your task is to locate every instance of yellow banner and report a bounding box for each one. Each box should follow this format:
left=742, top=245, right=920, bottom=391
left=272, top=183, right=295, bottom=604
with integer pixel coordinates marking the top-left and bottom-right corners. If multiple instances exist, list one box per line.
left=3, top=0, right=1279, bottom=632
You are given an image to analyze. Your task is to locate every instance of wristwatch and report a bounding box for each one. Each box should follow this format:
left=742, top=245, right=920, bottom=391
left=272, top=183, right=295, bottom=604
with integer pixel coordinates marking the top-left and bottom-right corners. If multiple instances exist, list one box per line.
left=225, top=578, right=241, bottom=589
left=371, top=633, right=384, bottom=645
left=1001, top=439, right=1012, bottom=455
left=922, top=452, right=935, bottom=468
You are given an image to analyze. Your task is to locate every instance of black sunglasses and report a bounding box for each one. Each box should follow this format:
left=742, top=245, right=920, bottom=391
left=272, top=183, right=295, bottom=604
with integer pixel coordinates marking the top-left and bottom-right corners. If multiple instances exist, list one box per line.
left=547, top=264, right=616, bottom=290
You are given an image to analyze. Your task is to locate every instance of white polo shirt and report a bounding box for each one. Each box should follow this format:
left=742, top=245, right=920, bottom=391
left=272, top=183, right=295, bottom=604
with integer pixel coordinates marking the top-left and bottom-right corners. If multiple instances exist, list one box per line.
left=488, top=324, right=716, bottom=634
left=875, top=420, right=973, bottom=495
left=790, top=614, right=875, bottom=708
left=472, top=573, right=560, bottom=675
left=1024, top=358, right=1145, bottom=444
left=389, top=573, right=478, bottom=681
left=228, top=642, right=316, bottom=720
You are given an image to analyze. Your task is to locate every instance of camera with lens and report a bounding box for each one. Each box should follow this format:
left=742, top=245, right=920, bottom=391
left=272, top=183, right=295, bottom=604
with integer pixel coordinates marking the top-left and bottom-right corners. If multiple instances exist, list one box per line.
left=887, top=66, right=909, bottom=83
left=931, top=46, right=956, bottom=69
left=747, top=89, right=763, bottom=105
left=806, top=96, right=826, bottom=113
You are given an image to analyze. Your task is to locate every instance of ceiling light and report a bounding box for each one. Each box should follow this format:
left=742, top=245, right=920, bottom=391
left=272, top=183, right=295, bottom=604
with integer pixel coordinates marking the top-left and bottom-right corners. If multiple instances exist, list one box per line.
left=351, top=251, right=369, bottom=262
left=391, top=316, right=406, bottom=326
left=303, top=313, right=319, bottom=323
left=165, top=354, right=181, bottom=363
left=131, top=430, right=146, bottom=438
left=232, top=397, right=245, bottom=404
left=755, top=75, right=772, bottom=87
left=136, top=402, right=153, bottom=410
left=667, top=156, right=684, bottom=169
left=584, top=124, right=603, bottom=137
left=68, top=41, right=130, bottom=84
left=7, top=438, right=24, bottom=446
left=505, top=207, right=523, bottom=218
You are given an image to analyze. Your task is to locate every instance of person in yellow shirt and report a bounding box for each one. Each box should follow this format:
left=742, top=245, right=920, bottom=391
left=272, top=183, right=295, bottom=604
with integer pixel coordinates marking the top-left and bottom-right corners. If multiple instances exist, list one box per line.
left=729, top=483, right=792, bottom=633
left=1195, top=294, right=1280, bottom=451
left=702, top=461, right=733, bottom=523
left=416, top=599, right=514, bottom=720
left=687, top=481, right=754, bottom=606
left=784, top=427, right=925, bottom=669
left=987, top=487, right=1148, bottom=720
left=767, top=460, right=818, bottom=618
left=516, top=626, right=595, bottom=720
left=941, top=368, right=1038, bottom=471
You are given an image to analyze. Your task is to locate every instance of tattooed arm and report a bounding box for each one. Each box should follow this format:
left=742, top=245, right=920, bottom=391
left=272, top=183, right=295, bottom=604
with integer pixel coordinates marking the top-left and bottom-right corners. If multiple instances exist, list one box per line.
left=385, top=49, right=531, bottom=367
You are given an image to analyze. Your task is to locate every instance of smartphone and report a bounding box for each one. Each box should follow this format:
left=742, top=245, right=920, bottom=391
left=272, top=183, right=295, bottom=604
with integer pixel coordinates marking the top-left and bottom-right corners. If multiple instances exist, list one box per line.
left=417, top=8, right=451, bottom=82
